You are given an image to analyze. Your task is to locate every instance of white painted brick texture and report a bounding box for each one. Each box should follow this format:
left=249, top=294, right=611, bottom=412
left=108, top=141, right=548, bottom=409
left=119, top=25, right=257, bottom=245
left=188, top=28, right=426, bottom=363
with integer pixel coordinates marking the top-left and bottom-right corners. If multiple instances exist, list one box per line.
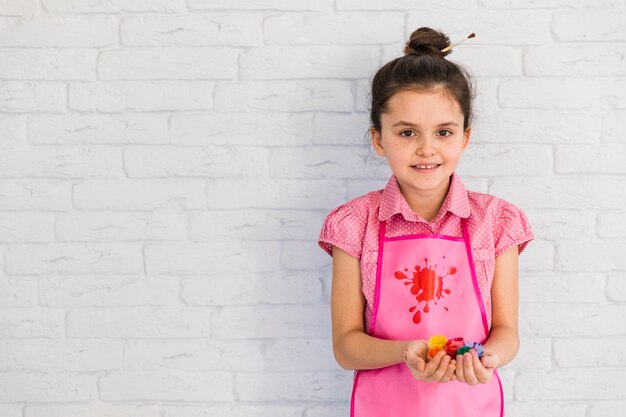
left=0, top=0, right=624, bottom=415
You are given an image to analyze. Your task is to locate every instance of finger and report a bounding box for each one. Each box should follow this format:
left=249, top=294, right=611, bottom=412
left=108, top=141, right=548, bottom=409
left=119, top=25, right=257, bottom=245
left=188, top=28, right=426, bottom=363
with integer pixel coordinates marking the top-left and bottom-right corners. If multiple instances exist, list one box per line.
left=473, top=351, right=492, bottom=383
left=441, top=358, right=457, bottom=382
left=455, top=354, right=465, bottom=382
left=424, top=351, right=446, bottom=380
left=463, top=352, right=478, bottom=385
left=431, top=354, right=451, bottom=381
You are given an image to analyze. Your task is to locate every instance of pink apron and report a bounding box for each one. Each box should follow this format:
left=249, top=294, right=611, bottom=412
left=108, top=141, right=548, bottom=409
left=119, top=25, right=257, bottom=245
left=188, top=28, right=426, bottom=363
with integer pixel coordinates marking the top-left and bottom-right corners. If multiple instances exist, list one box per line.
left=350, top=216, right=504, bottom=416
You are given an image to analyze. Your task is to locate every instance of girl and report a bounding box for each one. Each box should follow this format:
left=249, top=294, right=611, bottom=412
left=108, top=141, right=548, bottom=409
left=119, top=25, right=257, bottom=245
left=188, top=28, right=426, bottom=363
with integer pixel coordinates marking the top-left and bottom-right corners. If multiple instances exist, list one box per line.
left=318, top=27, right=534, bottom=416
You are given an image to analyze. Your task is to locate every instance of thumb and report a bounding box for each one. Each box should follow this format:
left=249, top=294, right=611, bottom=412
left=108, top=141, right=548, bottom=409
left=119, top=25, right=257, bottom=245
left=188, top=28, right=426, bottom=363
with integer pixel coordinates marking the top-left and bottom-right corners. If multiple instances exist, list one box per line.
left=482, top=355, right=496, bottom=369
left=415, top=356, right=426, bottom=372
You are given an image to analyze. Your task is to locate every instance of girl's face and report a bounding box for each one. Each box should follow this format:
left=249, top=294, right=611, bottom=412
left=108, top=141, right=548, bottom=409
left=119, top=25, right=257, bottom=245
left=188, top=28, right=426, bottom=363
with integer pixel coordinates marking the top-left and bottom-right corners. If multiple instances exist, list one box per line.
left=371, top=88, right=471, bottom=202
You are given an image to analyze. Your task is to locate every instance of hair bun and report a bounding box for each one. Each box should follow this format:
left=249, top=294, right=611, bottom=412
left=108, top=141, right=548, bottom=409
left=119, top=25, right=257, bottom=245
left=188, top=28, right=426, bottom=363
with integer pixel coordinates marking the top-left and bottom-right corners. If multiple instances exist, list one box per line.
left=403, top=27, right=451, bottom=58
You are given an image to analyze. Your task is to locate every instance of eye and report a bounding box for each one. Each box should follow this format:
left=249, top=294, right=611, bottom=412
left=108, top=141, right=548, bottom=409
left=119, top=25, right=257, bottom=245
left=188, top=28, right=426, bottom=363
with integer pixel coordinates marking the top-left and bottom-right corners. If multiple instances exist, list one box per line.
left=399, top=130, right=415, bottom=138
left=437, top=129, right=453, bottom=137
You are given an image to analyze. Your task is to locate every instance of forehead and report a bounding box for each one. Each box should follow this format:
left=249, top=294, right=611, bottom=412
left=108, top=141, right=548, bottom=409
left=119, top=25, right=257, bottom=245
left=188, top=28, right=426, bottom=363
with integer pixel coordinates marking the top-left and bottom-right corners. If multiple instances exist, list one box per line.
left=382, top=88, right=463, bottom=125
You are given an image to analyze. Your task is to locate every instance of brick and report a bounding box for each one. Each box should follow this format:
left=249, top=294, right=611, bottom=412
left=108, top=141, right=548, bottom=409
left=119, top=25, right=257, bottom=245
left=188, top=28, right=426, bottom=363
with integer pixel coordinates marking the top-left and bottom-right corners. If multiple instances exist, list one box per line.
left=28, top=113, right=168, bottom=145
left=180, top=273, right=323, bottom=305
left=189, top=0, right=333, bottom=11
left=460, top=144, right=552, bottom=176
left=507, top=337, right=551, bottom=370
left=490, top=177, right=626, bottom=209
left=125, top=146, right=268, bottom=178
left=0, top=147, right=122, bottom=178
left=5, top=243, right=142, bottom=275
left=124, top=339, right=264, bottom=371
left=525, top=44, right=626, bottom=76
left=557, top=242, right=626, bottom=271
left=554, top=337, right=626, bottom=367
left=43, top=0, right=186, bottom=13
left=162, top=404, right=304, bottom=417
left=0, top=339, right=122, bottom=371
left=236, top=371, right=351, bottom=401
left=265, top=338, right=338, bottom=371
left=0, top=373, right=96, bottom=402
left=74, top=179, right=205, bottom=209
left=215, top=80, right=353, bottom=112
left=472, top=109, right=600, bottom=144
left=0, top=48, right=96, bottom=80
left=0, top=308, right=64, bottom=337
left=269, top=146, right=388, bottom=179
left=407, top=11, right=551, bottom=45
left=314, top=113, right=371, bottom=145
left=607, top=275, right=626, bottom=302
left=212, top=306, right=330, bottom=339
left=514, top=239, right=553, bottom=273
left=67, top=307, right=212, bottom=338
left=588, top=401, right=626, bottom=417
left=283, top=240, right=333, bottom=270
left=0, top=0, right=36, bottom=14
left=100, top=371, right=233, bottom=401
left=481, top=0, right=624, bottom=7
left=0, top=405, right=21, bottom=417
left=0, top=276, right=37, bottom=307
left=524, top=210, right=594, bottom=240
left=0, top=212, right=54, bottom=242
left=603, top=111, right=626, bottom=142
left=0, top=180, right=70, bottom=210
left=434, top=45, right=522, bottom=77
left=241, top=46, right=379, bottom=79
left=0, top=115, right=25, bottom=147
left=519, top=273, right=605, bottom=304
left=205, top=178, right=346, bottom=209
left=598, top=213, right=626, bottom=239
left=305, top=405, right=350, bottom=417
left=516, top=369, right=624, bottom=400
left=100, top=47, right=238, bottom=80
left=171, top=112, right=313, bottom=146
left=56, top=210, right=186, bottom=242
left=554, top=10, right=626, bottom=41
left=264, top=13, right=403, bottom=45
left=26, top=404, right=161, bottom=417
left=189, top=209, right=323, bottom=241
left=556, top=145, right=626, bottom=173
left=339, top=0, right=474, bottom=9
left=146, top=242, right=282, bottom=274
left=70, top=81, right=214, bottom=112
left=39, top=276, right=180, bottom=307
left=500, top=78, right=626, bottom=109
left=505, top=401, right=586, bottom=417
left=520, top=304, right=626, bottom=336
left=0, top=82, right=66, bottom=113
left=0, top=16, right=117, bottom=47
left=121, top=13, right=262, bottom=46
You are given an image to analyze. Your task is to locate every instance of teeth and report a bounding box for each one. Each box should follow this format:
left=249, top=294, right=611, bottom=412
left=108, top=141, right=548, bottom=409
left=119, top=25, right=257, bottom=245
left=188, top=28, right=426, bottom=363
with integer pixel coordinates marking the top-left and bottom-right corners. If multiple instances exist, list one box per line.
left=415, top=164, right=438, bottom=169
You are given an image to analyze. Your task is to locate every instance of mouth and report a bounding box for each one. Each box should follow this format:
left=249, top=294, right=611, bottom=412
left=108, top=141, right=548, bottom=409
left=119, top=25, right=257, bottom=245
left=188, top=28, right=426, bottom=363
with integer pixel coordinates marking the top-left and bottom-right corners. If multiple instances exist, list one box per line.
left=412, top=163, right=441, bottom=172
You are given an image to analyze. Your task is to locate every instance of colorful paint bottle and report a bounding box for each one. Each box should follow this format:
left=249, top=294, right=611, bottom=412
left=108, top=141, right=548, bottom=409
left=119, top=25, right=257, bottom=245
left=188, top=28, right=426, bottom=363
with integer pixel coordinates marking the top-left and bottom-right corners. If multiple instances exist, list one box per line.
left=427, top=335, right=448, bottom=359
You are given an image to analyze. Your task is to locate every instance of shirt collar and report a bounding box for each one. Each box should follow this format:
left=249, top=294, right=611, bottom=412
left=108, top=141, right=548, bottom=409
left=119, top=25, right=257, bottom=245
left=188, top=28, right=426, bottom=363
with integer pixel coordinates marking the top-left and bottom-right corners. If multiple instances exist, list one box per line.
left=378, top=171, right=470, bottom=222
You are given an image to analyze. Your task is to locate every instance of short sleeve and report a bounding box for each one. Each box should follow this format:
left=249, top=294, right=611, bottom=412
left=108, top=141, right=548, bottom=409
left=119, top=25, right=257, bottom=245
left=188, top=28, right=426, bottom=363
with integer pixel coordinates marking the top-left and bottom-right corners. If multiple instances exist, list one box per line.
left=494, top=200, right=534, bottom=258
left=318, top=200, right=367, bottom=260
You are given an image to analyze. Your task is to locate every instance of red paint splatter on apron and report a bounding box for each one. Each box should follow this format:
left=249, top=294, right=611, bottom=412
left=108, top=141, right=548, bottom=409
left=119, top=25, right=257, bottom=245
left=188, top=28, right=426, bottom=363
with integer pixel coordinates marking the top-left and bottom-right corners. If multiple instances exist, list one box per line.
left=394, top=257, right=457, bottom=323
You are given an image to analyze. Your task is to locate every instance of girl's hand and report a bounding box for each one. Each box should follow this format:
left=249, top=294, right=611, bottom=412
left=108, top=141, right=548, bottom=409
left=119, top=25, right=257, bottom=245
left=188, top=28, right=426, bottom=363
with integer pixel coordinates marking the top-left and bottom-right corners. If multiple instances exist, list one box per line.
left=404, top=340, right=457, bottom=383
left=455, top=349, right=499, bottom=385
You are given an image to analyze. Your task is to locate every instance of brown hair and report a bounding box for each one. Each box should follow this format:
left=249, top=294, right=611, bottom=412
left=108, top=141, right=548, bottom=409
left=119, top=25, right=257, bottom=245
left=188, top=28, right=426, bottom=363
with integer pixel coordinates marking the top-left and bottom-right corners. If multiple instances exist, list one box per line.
left=368, top=27, right=476, bottom=138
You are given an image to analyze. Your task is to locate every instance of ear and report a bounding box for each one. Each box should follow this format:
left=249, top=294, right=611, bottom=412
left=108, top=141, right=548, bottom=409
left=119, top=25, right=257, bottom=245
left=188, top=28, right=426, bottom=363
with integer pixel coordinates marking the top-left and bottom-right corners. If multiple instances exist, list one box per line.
left=371, top=128, right=385, bottom=156
left=462, top=126, right=471, bottom=151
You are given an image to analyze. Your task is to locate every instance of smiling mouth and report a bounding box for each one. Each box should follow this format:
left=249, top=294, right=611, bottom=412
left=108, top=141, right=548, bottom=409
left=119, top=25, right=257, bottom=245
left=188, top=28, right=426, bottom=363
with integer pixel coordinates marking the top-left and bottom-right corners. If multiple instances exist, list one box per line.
left=412, top=164, right=441, bottom=169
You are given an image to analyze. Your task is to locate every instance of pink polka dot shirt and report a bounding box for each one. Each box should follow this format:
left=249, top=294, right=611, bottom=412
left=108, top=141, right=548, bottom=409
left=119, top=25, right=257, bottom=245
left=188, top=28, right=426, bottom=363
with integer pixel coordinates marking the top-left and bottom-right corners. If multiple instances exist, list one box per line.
left=318, top=171, right=534, bottom=332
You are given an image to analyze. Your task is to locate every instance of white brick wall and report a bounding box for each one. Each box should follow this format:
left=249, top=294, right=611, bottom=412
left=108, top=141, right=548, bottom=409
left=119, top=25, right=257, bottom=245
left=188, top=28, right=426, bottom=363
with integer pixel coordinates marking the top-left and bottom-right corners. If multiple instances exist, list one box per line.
left=0, top=0, right=624, bottom=415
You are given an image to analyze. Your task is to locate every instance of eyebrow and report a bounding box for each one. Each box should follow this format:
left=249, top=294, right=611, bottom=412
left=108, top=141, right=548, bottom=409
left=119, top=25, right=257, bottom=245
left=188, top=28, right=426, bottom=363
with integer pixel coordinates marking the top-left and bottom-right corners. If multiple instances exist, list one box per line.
left=392, top=120, right=460, bottom=127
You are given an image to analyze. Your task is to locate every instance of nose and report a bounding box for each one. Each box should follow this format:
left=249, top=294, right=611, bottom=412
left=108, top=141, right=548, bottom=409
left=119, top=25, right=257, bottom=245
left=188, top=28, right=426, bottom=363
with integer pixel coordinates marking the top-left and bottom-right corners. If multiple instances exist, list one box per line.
left=415, top=135, right=436, bottom=157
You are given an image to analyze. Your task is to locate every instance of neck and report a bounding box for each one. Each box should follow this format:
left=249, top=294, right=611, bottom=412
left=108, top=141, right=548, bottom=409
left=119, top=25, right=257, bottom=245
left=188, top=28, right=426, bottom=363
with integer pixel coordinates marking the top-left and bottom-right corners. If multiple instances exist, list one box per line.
left=397, top=176, right=451, bottom=223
